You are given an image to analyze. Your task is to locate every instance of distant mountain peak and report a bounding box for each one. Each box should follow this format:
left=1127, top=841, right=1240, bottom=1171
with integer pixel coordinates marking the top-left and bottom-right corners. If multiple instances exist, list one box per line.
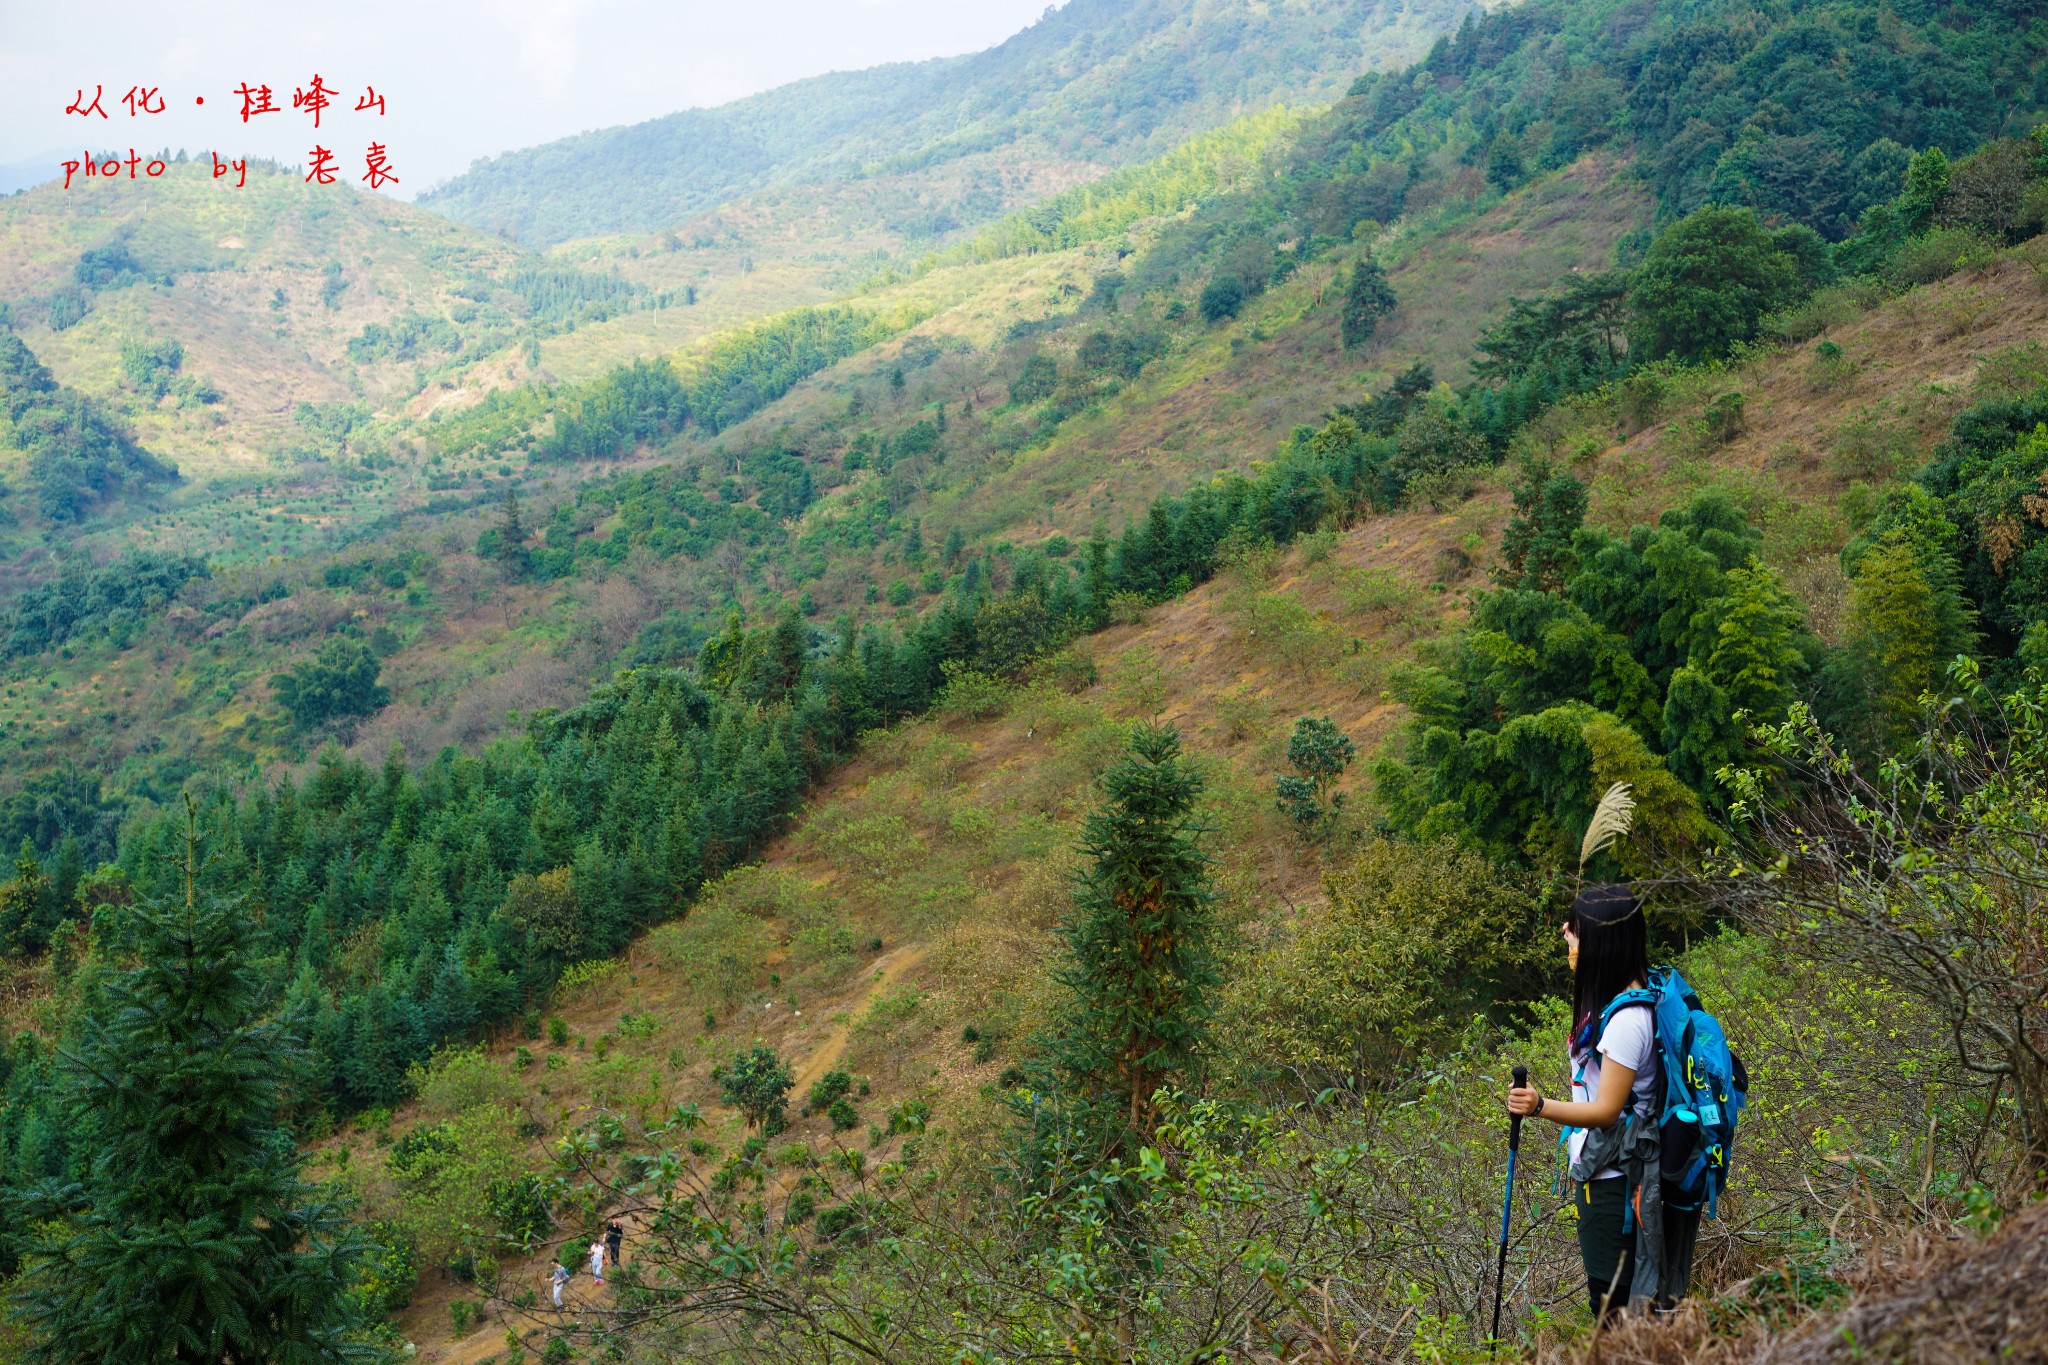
left=416, top=0, right=1485, bottom=247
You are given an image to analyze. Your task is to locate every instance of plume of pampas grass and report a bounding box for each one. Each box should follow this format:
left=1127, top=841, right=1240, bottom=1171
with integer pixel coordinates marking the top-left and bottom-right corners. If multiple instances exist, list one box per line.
left=1579, top=782, right=1636, bottom=869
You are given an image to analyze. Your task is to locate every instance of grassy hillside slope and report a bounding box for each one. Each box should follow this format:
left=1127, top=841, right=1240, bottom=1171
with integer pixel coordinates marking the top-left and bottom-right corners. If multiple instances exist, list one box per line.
left=0, top=164, right=528, bottom=478
left=0, top=125, right=1641, bottom=795
left=308, top=242, right=2048, bottom=1357
left=4, top=2, right=2048, bottom=1357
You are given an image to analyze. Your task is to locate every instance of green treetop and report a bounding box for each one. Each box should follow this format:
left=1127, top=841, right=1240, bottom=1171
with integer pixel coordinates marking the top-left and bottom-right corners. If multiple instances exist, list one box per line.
left=1042, top=724, right=1219, bottom=1147
left=1339, top=255, right=1397, bottom=350
left=6, top=807, right=374, bottom=1363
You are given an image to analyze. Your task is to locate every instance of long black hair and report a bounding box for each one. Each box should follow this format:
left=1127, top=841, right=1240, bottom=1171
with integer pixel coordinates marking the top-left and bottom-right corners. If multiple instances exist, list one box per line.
left=1569, top=883, right=1648, bottom=1055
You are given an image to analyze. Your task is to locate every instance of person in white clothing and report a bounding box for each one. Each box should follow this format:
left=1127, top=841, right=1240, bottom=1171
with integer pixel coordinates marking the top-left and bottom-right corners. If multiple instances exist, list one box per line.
left=589, top=1238, right=606, bottom=1285
left=1506, top=883, right=1665, bottom=1325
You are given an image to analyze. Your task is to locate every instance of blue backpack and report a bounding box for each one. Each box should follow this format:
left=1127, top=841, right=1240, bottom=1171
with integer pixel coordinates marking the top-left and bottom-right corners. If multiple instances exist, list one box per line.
left=1587, top=966, right=1749, bottom=1217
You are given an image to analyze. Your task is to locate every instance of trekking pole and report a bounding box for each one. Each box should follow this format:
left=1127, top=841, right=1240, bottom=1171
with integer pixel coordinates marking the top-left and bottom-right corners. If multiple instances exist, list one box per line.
left=1489, top=1064, right=1528, bottom=1355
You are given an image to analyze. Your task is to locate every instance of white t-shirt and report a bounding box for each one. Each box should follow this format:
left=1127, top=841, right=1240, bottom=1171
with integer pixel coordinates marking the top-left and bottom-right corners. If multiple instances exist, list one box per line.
left=1567, top=1001, right=1658, bottom=1180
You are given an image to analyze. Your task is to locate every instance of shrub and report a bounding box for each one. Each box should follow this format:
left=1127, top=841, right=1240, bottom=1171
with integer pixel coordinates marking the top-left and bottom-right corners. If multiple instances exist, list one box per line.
left=1886, top=226, right=2000, bottom=287
left=827, top=1097, right=860, bottom=1132
left=1701, top=390, right=1746, bottom=444
left=353, top=1220, right=419, bottom=1313
left=887, top=1098, right=932, bottom=1136
left=1714, top=668, right=2048, bottom=1177
left=1104, top=590, right=1151, bottom=626
left=1970, top=339, right=2048, bottom=400
left=815, top=1201, right=869, bottom=1244
left=1009, top=354, right=1058, bottom=405
left=553, top=958, right=622, bottom=1003
left=1616, top=367, right=1671, bottom=433
left=934, top=660, right=1011, bottom=719
left=1275, top=716, right=1357, bottom=836
left=718, top=1046, right=793, bottom=1130
left=1807, top=340, right=1856, bottom=393
left=1762, top=280, right=1878, bottom=344
left=271, top=639, right=388, bottom=731
left=806, top=1069, right=853, bottom=1114
left=645, top=899, right=771, bottom=1010
left=1826, top=407, right=1917, bottom=482
left=1218, top=837, right=1549, bottom=1093
left=1199, top=275, right=1245, bottom=323
left=1403, top=465, right=1479, bottom=512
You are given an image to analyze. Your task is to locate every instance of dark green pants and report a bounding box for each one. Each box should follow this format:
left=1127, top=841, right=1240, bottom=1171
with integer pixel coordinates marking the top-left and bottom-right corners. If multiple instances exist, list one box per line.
left=1576, top=1177, right=1704, bottom=1324
left=1577, top=1177, right=1635, bottom=1323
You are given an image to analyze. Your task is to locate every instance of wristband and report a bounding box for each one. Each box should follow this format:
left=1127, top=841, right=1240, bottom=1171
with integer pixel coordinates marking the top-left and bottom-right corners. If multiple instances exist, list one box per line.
left=1535, top=1094, right=1546, bottom=1117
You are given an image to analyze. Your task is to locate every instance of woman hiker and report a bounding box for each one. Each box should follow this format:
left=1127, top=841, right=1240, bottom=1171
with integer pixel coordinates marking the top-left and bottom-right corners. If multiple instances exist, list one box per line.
left=589, top=1236, right=607, bottom=1285
left=1506, top=883, right=1701, bottom=1325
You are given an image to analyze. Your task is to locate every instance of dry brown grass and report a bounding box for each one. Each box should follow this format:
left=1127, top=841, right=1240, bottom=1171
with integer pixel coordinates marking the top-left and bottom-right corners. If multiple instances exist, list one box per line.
left=1589, top=249, right=2048, bottom=543
left=1557, top=1198, right=2048, bottom=1365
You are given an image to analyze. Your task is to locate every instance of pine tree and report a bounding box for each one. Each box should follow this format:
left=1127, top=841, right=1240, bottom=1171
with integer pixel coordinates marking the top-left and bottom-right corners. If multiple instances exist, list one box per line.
left=1898, top=147, right=1951, bottom=234
left=1044, top=724, right=1218, bottom=1145
left=1340, top=256, right=1398, bottom=349
left=1843, top=533, right=1975, bottom=751
left=1705, top=557, right=1807, bottom=720
left=492, top=488, right=532, bottom=580
left=1484, top=133, right=1527, bottom=193
left=1495, top=458, right=1587, bottom=592
left=0, top=841, right=48, bottom=957
left=6, top=804, right=371, bottom=1363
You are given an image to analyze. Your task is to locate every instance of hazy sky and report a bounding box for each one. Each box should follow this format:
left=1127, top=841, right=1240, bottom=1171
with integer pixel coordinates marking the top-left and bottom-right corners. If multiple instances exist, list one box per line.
left=0, top=0, right=1066, bottom=195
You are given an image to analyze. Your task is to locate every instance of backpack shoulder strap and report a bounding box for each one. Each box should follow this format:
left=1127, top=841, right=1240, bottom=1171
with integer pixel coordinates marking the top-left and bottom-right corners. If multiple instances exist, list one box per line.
left=1596, top=987, right=1657, bottom=1039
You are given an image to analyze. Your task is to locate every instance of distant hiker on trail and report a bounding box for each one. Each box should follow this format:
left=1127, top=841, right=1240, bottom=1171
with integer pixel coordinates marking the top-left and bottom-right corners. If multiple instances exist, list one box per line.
left=1506, top=881, right=1746, bottom=1327
left=605, top=1219, right=625, bottom=1269
left=548, top=1257, right=571, bottom=1310
left=589, top=1237, right=607, bottom=1285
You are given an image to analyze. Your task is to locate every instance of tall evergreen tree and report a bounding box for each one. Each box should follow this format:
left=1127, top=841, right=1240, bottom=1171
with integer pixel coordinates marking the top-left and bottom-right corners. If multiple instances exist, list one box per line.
left=1043, top=724, right=1218, bottom=1146
left=1339, top=255, right=1398, bottom=350
left=1706, top=558, right=1809, bottom=720
left=6, top=806, right=373, bottom=1363
left=1841, top=533, right=1977, bottom=751
left=492, top=488, right=532, bottom=580
left=1494, top=458, right=1587, bottom=593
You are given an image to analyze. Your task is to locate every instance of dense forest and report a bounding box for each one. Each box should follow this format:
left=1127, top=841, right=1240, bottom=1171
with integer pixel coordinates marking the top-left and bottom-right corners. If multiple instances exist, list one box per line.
left=0, top=334, right=176, bottom=522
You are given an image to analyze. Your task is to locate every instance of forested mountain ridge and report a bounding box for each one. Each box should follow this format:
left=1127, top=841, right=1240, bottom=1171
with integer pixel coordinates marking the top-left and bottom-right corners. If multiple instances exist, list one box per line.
left=416, top=0, right=1494, bottom=246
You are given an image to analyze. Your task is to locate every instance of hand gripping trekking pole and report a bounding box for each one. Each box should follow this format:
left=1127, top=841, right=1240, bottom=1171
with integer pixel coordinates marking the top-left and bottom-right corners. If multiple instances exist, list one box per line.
left=1489, top=1065, right=1527, bottom=1354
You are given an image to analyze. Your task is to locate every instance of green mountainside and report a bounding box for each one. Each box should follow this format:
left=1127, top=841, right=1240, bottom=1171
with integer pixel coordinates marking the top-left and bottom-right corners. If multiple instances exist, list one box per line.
left=417, top=0, right=1489, bottom=246
left=2, top=0, right=2048, bottom=1360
